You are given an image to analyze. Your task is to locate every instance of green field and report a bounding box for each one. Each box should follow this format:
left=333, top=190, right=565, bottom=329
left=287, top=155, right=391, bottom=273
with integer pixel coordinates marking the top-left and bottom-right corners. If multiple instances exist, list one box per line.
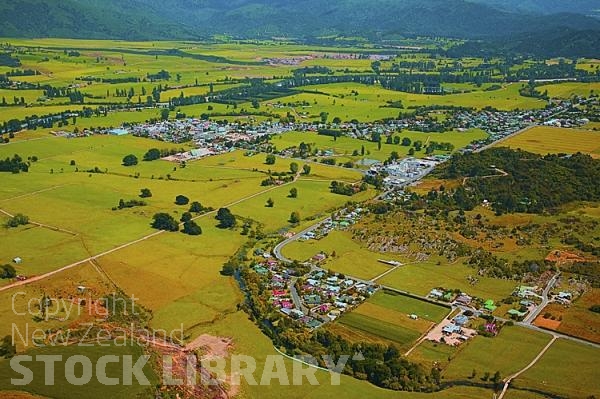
left=536, top=82, right=600, bottom=98
left=499, top=126, right=600, bottom=157
left=271, top=129, right=487, bottom=162
left=442, top=326, right=551, bottom=381
left=0, top=344, right=157, bottom=399
left=338, top=312, right=423, bottom=352
left=282, top=230, right=394, bottom=280
left=379, top=259, right=516, bottom=301
left=511, top=339, right=600, bottom=398
left=369, top=290, right=450, bottom=322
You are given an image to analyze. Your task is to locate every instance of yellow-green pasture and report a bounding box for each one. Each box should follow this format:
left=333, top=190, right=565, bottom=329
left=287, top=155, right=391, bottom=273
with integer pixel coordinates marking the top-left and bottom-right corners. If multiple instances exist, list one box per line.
left=497, top=126, right=600, bottom=157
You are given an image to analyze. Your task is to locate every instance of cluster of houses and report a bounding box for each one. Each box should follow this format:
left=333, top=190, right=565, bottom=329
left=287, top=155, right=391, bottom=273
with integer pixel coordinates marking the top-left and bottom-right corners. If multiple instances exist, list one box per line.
left=299, top=208, right=364, bottom=242
left=251, top=254, right=377, bottom=330
left=426, top=312, right=478, bottom=347
left=428, top=287, right=499, bottom=314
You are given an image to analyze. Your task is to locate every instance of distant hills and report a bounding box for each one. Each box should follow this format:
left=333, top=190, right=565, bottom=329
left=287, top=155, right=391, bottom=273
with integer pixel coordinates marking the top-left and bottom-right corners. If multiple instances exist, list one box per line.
left=470, top=0, right=600, bottom=17
left=1, top=0, right=599, bottom=55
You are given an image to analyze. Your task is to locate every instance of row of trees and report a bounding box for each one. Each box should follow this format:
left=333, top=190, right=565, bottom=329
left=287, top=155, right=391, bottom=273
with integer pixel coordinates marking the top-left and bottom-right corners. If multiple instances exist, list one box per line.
left=0, top=154, right=30, bottom=173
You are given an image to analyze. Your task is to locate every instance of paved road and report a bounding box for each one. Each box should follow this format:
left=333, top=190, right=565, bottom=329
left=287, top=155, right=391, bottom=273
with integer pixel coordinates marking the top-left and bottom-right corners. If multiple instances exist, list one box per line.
left=523, top=273, right=560, bottom=325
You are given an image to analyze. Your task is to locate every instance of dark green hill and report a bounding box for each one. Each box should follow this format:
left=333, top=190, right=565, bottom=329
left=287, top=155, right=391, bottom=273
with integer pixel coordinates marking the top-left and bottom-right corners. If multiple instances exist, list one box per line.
left=1, top=0, right=600, bottom=41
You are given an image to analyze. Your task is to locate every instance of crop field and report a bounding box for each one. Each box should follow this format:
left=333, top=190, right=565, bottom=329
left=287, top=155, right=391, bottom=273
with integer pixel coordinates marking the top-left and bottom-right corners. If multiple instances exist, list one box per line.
left=369, top=290, right=450, bottom=322
left=337, top=312, right=423, bottom=352
left=441, top=326, right=551, bottom=380
left=535, top=288, right=600, bottom=343
left=511, top=339, right=600, bottom=398
left=498, top=126, right=600, bottom=156
left=331, top=291, right=449, bottom=352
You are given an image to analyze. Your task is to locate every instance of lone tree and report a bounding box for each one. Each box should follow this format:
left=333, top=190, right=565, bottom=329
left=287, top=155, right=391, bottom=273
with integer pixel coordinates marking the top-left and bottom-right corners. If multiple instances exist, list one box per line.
left=290, top=162, right=299, bottom=174
left=266, top=198, right=274, bottom=207
left=289, top=211, right=300, bottom=224
left=265, top=154, right=276, bottom=165
left=160, top=108, right=170, bottom=121
left=189, top=201, right=204, bottom=213
left=0, top=264, right=17, bottom=279
left=182, top=220, right=202, bottom=235
left=180, top=212, right=193, bottom=222
left=216, top=208, right=236, bottom=228
left=151, top=213, right=179, bottom=231
left=289, top=187, right=298, bottom=198
left=122, top=154, right=138, bottom=166
left=302, top=164, right=311, bottom=175
left=6, top=214, right=28, bottom=228
left=143, top=148, right=161, bottom=161
left=0, top=335, right=16, bottom=359
left=139, top=188, right=152, bottom=198
left=175, top=195, right=190, bottom=205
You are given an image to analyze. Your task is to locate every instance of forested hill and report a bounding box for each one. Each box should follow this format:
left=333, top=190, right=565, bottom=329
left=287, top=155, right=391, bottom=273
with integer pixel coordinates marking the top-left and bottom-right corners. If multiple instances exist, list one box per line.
left=1, top=0, right=599, bottom=42
left=435, top=148, right=600, bottom=214
left=448, top=28, right=600, bottom=59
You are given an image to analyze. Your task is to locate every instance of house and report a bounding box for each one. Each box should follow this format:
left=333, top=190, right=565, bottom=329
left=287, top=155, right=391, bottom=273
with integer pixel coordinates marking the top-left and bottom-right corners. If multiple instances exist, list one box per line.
left=508, top=309, right=527, bottom=317
left=304, top=295, right=321, bottom=306
left=442, top=323, right=462, bottom=335
left=343, top=279, right=354, bottom=287
left=312, top=253, right=327, bottom=262
left=306, top=279, right=320, bottom=286
left=272, top=289, right=287, bottom=297
left=305, top=318, right=322, bottom=329
left=515, top=285, right=538, bottom=298
left=409, top=314, right=418, bottom=320
left=455, top=294, right=472, bottom=306
left=108, top=128, right=128, bottom=136
left=327, top=310, right=341, bottom=320
left=13, top=257, right=22, bottom=264
left=77, top=286, right=86, bottom=294
left=326, top=285, right=341, bottom=293
left=483, top=299, right=497, bottom=312
left=253, top=265, right=269, bottom=275
left=557, top=291, right=572, bottom=300
left=453, top=314, right=469, bottom=326
left=326, top=276, right=339, bottom=285
left=429, top=289, right=444, bottom=299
